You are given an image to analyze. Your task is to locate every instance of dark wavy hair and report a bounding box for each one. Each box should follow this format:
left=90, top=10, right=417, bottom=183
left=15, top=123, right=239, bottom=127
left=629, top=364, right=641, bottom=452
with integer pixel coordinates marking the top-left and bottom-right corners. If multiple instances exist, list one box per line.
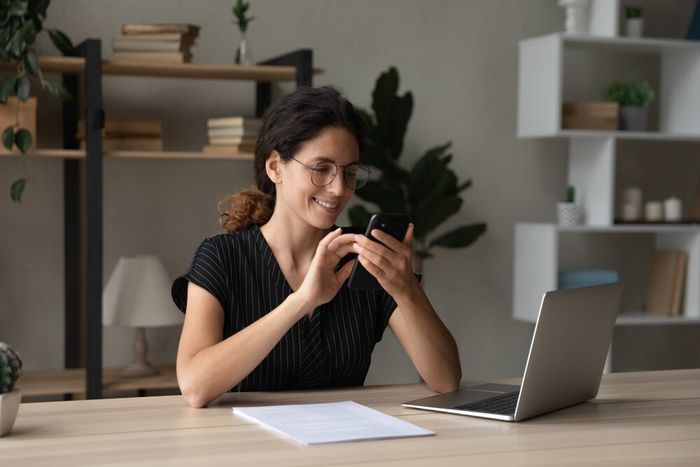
left=219, top=86, right=366, bottom=233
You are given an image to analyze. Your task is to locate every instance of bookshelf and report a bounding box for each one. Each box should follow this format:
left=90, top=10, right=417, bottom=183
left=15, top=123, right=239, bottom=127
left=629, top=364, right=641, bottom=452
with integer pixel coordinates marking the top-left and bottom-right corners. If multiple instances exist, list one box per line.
left=2, top=41, right=316, bottom=399
left=515, top=9, right=700, bottom=358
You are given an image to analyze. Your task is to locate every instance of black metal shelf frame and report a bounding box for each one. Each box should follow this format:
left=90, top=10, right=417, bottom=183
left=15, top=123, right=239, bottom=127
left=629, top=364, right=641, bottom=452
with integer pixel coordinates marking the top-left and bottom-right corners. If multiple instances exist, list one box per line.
left=59, top=41, right=313, bottom=398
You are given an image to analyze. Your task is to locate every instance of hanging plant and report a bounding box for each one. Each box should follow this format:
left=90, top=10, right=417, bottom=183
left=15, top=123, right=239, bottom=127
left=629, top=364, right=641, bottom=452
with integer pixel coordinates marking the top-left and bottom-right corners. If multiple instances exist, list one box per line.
left=1, top=0, right=74, bottom=203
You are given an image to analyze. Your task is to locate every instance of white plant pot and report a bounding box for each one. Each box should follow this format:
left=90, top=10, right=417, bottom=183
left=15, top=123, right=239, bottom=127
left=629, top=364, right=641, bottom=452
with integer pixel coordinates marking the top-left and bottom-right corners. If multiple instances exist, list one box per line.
left=0, top=389, right=21, bottom=437
left=625, top=18, right=644, bottom=37
left=558, top=202, right=583, bottom=226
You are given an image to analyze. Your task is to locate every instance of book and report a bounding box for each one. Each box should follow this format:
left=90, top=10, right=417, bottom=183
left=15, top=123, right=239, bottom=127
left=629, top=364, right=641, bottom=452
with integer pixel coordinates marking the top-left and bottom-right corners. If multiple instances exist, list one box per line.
left=113, top=39, right=188, bottom=52
left=77, top=119, right=163, bottom=139
left=202, top=144, right=256, bottom=155
left=207, top=135, right=258, bottom=145
left=122, top=23, right=200, bottom=37
left=207, top=117, right=262, bottom=128
left=644, top=250, right=688, bottom=316
left=232, top=401, right=434, bottom=445
left=207, top=126, right=259, bottom=137
left=81, top=137, right=163, bottom=151
left=112, top=51, right=192, bottom=64
left=562, top=101, right=619, bottom=130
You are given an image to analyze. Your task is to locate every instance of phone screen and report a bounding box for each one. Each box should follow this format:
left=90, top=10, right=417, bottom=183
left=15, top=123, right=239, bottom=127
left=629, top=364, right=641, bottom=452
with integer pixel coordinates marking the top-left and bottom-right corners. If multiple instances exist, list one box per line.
left=347, top=213, right=410, bottom=290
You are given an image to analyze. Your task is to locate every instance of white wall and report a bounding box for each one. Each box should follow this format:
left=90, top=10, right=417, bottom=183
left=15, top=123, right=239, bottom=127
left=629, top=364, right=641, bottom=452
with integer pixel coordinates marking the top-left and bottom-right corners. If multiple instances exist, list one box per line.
left=1, top=1, right=697, bottom=383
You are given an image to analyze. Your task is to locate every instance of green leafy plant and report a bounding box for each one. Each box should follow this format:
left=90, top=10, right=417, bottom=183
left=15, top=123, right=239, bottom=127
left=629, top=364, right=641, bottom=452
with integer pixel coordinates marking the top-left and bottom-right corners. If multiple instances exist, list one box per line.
left=349, top=67, right=486, bottom=264
left=232, top=0, right=255, bottom=33
left=625, top=6, right=642, bottom=19
left=603, top=80, right=654, bottom=107
left=563, top=185, right=575, bottom=203
left=1, top=0, right=74, bottom=203
left=0, top=342, right=22, bottom=394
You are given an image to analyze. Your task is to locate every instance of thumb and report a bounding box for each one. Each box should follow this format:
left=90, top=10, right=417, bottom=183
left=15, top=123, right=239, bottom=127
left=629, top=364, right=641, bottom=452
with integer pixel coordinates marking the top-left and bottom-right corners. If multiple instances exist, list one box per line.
left=337, top=258, right=356, bottom=284
left=403, top=223, right=414, bottom=246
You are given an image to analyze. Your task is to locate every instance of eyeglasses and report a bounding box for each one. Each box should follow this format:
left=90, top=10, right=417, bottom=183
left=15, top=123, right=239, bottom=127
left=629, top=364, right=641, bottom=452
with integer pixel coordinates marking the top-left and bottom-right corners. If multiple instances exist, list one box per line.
left=290, top=157, right=370, bottom=190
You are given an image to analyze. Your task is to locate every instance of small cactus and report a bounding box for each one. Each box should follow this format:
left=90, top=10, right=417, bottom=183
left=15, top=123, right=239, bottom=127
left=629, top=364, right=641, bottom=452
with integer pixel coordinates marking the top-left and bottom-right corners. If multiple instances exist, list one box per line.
left=0, top=342, right=22, bottom=393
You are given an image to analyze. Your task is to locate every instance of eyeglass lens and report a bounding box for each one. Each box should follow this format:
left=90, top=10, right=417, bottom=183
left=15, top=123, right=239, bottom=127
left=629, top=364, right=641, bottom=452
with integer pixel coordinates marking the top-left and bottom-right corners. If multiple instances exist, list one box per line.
left=311, top=162, right=369, bottom=189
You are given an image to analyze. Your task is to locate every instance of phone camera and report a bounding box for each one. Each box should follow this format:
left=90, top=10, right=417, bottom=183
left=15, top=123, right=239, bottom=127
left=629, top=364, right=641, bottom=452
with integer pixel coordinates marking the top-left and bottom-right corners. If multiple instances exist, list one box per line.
left=381, top=223, right=386, bottom=228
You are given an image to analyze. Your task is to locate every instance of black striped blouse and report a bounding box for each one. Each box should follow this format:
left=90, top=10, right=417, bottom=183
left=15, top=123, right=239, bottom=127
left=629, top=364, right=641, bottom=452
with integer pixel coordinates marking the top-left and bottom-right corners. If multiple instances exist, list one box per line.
left=171, top=225, right=397, bottom=392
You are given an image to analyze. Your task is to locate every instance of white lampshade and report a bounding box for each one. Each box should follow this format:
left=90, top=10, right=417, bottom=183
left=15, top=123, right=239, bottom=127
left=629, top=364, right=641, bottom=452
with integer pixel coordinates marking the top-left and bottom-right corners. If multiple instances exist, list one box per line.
left=103, top=255, right=183, bottom=328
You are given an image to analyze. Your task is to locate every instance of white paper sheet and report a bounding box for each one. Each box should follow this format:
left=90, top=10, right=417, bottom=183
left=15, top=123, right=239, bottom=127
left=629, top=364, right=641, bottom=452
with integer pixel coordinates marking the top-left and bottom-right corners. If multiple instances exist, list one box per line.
left=232, top=400, right=434, bottom=445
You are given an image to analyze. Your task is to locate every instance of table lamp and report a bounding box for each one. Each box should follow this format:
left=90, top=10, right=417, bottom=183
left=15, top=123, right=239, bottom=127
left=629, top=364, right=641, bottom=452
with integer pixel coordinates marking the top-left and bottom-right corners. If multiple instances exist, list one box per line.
left=103, top=255, right=183, bottom=377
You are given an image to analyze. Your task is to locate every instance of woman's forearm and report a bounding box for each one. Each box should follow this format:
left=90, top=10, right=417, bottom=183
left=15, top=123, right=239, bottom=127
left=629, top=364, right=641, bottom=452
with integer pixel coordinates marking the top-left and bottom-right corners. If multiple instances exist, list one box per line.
left=178, top=292, right=312, bottom=407
left=392, top=284, right=462, bottom=393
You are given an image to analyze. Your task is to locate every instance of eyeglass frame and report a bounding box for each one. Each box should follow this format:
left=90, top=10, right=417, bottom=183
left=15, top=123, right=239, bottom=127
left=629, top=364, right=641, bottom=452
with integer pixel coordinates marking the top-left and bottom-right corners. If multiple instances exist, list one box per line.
left=288, top=157, right=371, bottom=190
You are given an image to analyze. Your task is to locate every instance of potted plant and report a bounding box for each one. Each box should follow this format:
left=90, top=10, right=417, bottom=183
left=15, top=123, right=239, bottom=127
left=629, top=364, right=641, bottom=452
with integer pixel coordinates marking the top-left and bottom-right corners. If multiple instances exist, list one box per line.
left=0, top=342, right=23, bottom=437
left=349, top=67, right=486, bottom=274
left=624, top=5, right=643, bottom=37
left=232, top=0, right=255, bottom=64
left=558, top=185, right=583, bottom=226
left=1, top=0, right=74, bottom=203
left=603, top=79, right=654, bottom=131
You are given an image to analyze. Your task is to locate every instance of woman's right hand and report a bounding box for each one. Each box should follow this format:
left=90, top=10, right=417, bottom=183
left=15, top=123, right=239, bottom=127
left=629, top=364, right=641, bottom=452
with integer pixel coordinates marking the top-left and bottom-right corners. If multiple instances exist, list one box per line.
left=296, top=228, right=356, bottom=309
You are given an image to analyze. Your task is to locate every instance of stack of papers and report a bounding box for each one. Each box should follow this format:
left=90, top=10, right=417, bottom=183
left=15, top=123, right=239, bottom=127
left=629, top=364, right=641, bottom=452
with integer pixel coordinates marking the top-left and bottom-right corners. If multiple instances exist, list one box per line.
left=232, top=400, right=434, bottom=445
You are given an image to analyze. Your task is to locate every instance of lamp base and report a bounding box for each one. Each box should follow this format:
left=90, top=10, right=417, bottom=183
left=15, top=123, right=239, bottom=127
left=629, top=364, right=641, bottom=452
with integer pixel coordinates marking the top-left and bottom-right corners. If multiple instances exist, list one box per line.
left=122, top=362, right=159, bottom=378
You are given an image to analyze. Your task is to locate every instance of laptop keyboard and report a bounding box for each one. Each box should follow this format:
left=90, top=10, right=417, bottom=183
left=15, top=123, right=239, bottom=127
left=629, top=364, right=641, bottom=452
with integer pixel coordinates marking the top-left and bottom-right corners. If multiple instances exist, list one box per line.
left=454, top=391, right=519, bottom=415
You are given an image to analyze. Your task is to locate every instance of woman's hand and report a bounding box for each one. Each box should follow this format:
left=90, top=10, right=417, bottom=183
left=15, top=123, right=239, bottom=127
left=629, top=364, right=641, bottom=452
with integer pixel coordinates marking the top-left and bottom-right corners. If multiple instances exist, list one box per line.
left=352, top=223, right=420, bottom=300
left=296, top=228, right=357, bottom=309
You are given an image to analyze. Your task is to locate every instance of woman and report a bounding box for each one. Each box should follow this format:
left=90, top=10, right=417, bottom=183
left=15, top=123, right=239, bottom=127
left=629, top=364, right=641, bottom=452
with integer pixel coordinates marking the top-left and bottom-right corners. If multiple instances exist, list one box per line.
left=172, top=86, right=461, bottom=408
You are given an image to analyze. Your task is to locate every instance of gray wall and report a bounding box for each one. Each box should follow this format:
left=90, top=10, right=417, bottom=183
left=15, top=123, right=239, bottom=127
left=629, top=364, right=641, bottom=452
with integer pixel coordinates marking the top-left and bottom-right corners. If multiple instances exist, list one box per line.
left=1, top=0, right=698, bottom=383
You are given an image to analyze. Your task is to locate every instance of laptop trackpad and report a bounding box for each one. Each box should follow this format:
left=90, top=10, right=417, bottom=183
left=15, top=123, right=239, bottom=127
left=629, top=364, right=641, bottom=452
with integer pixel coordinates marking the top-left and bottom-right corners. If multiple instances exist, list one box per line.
left=405, top=384, right=520, bottom=408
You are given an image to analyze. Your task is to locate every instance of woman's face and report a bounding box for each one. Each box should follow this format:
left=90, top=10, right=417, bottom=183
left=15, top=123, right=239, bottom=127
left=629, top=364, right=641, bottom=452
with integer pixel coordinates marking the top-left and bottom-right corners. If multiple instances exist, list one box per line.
left=274, top=126, right=360, bottom=230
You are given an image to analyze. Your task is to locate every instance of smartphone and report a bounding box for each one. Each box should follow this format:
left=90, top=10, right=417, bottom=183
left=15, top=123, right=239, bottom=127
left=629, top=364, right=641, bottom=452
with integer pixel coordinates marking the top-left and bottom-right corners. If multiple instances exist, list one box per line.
left=347, top=213, right=410, bottom=290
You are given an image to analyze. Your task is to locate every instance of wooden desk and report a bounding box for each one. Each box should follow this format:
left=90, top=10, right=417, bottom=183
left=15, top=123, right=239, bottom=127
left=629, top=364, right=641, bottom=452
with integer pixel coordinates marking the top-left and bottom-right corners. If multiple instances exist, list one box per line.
left=2, top=369, right=699, bottom=465
left=19, top=366, right=178, bottom=399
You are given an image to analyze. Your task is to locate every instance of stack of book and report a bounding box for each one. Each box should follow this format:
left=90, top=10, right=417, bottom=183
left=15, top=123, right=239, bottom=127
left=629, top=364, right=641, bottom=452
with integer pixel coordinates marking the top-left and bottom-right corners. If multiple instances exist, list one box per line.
left=203, top=117, right=261, bottom=155
left=562, top=101, right=619, bottom=130
left=112, top=24, right=199, bottom=63
left=644, top=249, right=688, bottom=317
left=77, top=119, right=164, bottom=151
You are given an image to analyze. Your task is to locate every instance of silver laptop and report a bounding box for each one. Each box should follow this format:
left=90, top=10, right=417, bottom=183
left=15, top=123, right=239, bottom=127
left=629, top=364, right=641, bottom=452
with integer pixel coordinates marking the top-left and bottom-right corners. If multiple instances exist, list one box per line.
left=403, top=283, right=623, bottom=422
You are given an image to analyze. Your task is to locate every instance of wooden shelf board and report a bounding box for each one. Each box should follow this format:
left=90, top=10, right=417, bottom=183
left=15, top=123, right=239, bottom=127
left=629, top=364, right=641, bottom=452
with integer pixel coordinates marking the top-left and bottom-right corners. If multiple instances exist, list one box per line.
left=19, top=56, right=323, bottom=81
left=0, top=149, right=253, bottom=161
left=558, top=129, right=700, bottom=142
left=19, top=366, right=178, bottom=397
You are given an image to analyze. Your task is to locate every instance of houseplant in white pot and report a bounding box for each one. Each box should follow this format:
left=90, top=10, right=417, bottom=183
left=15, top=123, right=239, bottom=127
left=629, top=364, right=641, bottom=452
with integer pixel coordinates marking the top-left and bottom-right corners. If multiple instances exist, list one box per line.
left=0, top=342, right=23, bottom=437
left=603, top=79, right=654, bottom=131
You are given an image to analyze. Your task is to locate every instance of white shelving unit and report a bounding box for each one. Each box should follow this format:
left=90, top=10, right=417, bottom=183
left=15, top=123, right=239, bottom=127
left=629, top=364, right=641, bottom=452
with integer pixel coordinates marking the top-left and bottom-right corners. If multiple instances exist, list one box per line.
left=514, top=13, right=700, bottom=334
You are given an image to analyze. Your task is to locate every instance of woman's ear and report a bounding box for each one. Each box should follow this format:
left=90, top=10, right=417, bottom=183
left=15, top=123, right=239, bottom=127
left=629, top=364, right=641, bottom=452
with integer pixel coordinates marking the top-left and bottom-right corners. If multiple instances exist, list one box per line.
left=265, top=150, right=283, bottom=184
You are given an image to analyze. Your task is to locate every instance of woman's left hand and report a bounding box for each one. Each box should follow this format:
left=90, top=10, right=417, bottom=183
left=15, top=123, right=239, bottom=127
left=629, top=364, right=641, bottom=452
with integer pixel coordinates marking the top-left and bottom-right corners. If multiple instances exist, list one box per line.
left=353, top=223, right=419, bottom=299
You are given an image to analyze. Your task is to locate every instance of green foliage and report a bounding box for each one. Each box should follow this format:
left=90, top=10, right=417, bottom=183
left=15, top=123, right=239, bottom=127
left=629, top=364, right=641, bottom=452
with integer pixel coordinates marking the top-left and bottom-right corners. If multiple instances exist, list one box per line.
left=624, top=6, right=642, bottom=19
left=0, top=0, right=74, bottom=202
left=603, top=80, right=654, bottom=107
left=564, top=185, right=575, bottom=203
left=232, top=0, right=255, bottom=33
left=0, top=342, right=23, bottom=393
left=349, top=67, right=487, bottom=260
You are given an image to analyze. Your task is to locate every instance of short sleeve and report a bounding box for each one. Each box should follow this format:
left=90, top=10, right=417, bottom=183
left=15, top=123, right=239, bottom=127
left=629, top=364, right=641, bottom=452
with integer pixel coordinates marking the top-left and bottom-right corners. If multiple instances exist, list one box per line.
left=171, top=237, right=230, bottom=313
left=374, top=290, right=397, bottom=343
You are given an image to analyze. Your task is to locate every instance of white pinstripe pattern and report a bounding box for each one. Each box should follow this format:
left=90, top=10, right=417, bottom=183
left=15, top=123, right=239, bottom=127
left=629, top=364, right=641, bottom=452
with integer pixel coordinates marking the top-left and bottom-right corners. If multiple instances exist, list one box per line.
left=171, top=226, right=397, bottom=392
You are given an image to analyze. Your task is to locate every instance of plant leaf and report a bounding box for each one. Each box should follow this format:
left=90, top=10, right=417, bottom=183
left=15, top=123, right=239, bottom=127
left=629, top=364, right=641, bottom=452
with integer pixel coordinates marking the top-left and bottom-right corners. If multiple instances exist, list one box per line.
left=16, top=74, right=30, bottom=101
left=2, top=126, right=14, bottom=150
left=20, top=16, right=36, bottom=43
left=348, top=205, right=372, bottom=228
left=28, top=0, right=50, bottom=17
left=0, top=75, right=17, bottom=103
left=413, top=195, right=462, bottom=242
left=46, top=79, right=73, bottom=102
left=429, top=223, right=487, bottom=249
left=23, top=50, right=38, bottom=76
left=14, top=127, right=32, bottom=153
left=48, top=28, right=74, bottom=55
left=354, top=178, right=406, bottom=213
left=370, top=67, right=413, bottom=161
left=10, top=177, right=26, bottom=203
left=9, top=0, right=28, bottom=16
